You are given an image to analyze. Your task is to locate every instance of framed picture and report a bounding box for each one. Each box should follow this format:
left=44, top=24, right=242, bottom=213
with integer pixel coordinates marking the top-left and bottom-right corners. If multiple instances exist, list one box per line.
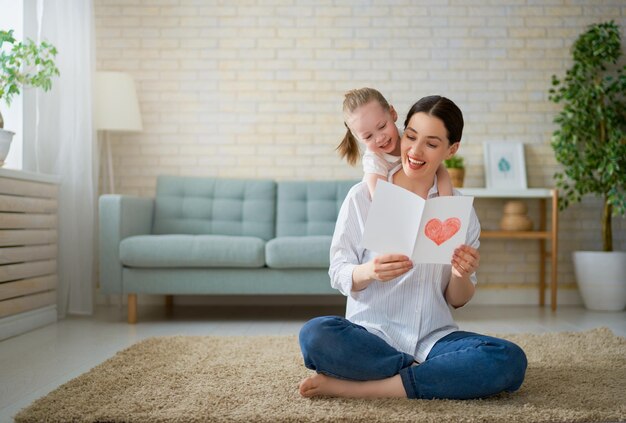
left=483, top=142, right=527, bottom=189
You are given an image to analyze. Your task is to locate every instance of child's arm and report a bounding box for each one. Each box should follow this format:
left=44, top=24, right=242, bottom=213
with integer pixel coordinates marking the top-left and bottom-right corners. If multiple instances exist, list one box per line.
left=363, top=173, right=386, bottom=199
left=436, top=164, right=454, bottom=196
left=361, top=150, right=391, bottom=198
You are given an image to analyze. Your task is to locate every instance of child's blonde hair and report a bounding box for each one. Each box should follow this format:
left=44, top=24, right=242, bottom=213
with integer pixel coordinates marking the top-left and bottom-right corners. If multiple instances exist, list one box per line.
left=337, top=87, right=392, bottom=166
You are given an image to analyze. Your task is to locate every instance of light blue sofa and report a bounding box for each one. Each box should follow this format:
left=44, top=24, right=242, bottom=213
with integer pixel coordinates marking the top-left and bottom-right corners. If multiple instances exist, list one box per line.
left=99, top=175, right=357, bottom=322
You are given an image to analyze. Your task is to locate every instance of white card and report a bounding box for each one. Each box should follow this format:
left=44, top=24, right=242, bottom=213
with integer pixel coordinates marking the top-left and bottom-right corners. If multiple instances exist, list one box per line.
left=362, top=181, right=425, bottom=257
left=362, top=180, right=474, bottom=264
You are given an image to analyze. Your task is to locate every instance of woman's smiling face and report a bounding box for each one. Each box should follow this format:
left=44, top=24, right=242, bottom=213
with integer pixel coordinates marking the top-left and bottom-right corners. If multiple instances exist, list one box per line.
left=401, top=112, right=459, bottom=181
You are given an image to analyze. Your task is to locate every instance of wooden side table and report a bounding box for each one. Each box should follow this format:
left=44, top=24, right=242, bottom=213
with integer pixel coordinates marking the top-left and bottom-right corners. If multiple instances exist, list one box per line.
left=461, top=188, right=559, bottom=311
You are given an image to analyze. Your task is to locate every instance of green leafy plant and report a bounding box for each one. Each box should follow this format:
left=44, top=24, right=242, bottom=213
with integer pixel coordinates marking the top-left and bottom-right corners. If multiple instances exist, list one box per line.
left=444, top=155, right=464, bottom=169
left=549, top=21, right=626, bottom=252
left=0, top=29, right=59, bottom=129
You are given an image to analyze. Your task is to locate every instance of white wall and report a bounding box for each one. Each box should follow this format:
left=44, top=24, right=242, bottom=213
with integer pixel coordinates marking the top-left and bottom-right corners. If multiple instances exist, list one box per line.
left=93, top=0, right=626, bottom=296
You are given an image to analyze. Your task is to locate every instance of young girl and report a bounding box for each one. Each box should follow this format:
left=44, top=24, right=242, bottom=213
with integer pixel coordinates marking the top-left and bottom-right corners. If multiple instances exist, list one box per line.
left=337, top=87, right=454, bottom=197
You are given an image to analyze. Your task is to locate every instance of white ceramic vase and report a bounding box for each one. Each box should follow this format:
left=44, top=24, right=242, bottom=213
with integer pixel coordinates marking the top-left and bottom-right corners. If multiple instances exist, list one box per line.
left=572, top=251, right=626, bottom=311
left=0, top=129, right=15, bottom=166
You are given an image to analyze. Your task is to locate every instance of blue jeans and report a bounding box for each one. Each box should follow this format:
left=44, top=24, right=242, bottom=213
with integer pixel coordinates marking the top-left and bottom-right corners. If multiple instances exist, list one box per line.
left=299, top=316, right=527, bottom=400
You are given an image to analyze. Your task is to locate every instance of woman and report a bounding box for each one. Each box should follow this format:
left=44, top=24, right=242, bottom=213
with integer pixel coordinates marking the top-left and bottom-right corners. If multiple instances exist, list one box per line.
left=298, top=95, right=527, bottom=400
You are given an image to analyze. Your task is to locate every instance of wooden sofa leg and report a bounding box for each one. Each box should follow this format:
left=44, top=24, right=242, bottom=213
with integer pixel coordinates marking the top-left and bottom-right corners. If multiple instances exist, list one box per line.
left=165, top=295, right=173, bottom=315
left=128, top=294, right=137, bottom=324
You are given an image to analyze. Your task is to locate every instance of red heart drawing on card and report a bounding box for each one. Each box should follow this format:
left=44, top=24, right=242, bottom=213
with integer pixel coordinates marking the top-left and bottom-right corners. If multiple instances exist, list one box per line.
left=424, top=217, right=462, bottom=246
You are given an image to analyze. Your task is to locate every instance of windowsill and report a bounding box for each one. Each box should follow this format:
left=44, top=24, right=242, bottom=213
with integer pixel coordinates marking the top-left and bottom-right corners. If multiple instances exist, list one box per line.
left=0, top=167, right=60, bottom=184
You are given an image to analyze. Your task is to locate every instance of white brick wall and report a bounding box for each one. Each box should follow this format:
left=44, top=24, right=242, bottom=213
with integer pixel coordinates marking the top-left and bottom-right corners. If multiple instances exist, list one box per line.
left=95, top=0, right=626, bottom=293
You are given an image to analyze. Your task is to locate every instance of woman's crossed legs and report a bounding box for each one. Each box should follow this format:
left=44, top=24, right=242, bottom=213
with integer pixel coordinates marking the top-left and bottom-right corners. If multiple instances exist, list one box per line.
left=298, top=316, right=527, bottom=400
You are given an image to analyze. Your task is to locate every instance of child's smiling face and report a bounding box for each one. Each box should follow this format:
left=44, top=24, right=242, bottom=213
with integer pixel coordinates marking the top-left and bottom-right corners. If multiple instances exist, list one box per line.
left=346, top=101, right=400, bottom=156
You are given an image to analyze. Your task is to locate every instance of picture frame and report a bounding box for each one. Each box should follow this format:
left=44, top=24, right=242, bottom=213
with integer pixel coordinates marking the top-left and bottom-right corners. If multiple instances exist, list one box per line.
left=483, top=142, right=527, bottom=189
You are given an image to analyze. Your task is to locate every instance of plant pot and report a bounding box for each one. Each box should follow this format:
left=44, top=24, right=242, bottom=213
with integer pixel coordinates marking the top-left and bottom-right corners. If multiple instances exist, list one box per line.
left=573, top=251, right=626, bottom=311
left=448, top=168, right=465, bottom=188
left=0, top=129, right=15, bottom=166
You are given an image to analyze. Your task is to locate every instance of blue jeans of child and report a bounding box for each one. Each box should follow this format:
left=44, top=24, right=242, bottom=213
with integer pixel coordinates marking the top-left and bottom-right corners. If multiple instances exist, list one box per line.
left=299, top=316, right=527, bottom=400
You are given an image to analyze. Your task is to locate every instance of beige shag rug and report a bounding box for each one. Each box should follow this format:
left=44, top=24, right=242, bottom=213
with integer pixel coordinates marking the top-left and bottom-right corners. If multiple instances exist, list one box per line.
left=15, top=327, right=626, bottom=423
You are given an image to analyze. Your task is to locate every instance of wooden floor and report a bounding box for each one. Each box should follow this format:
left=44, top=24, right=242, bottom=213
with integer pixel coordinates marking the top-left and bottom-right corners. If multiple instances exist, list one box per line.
left=0, top=304, right=624, bottom=422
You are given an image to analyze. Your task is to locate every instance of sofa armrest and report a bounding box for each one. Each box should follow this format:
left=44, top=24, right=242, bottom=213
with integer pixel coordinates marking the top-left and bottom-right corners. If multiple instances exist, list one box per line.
left=99, top=195, right=154, bottom=294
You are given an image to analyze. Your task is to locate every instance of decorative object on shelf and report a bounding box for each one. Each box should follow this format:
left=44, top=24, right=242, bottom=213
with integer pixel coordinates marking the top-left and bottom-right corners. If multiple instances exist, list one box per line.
left=549, top=21, right=626, bottom=311
left=0, top=29, right=59, bottom=166
left=444, top=155, right=464, bottom=188
left=94, top=71, right=143, bottom=194
left=483, top=141, right=527, bottom=189
left=500, top=200, right=533, bottom=231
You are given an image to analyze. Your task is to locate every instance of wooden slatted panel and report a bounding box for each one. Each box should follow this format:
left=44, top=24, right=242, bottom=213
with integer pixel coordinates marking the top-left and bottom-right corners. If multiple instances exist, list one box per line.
left=0, top=290, right=56, bottom=318
left=0, top=230, right=57, bottom=247
left=0, top=245, right=57, bottom=265
left=0, top=213, right=57, bottom=229
left=0, top=195, right=57, bottom=213
left=0, top=177, right=58, bottom=198
left=0, top=275, right=57, bottom=301
left=0, top=172, right=59, bottom=327
left=0, top=260, right=56, bottom=283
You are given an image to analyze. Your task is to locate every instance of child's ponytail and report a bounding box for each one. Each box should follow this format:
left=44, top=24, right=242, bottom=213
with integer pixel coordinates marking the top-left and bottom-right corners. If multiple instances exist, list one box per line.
left=336, top=126, right=360, bottom=166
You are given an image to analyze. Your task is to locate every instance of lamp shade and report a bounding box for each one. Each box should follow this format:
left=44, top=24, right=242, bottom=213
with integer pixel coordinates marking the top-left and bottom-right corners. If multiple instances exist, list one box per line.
left=94, top=71, right=143, bottom=131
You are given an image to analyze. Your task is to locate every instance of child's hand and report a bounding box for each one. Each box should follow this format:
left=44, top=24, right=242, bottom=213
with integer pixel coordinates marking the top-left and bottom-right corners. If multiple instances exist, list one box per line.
left=436, top=164, right=454, bottom=196
left=367, top=254, right=413, bottom=282
left=451, top=245, right=480, bottom=278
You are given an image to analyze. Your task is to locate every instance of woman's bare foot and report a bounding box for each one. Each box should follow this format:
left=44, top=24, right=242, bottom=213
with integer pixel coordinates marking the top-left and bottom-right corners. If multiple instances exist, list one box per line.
left=299, top=373, right=347, bottom=398
left=298, top=373, right=406, bottom=399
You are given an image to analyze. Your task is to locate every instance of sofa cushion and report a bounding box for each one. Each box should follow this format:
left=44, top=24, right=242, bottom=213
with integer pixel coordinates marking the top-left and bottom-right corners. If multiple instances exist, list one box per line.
left=120, top=235, right=265, bottom=268
left=153, top=176, right=276, bottom=241
left=276, top=180, right=357, bottom=236
left=265, top=236, right=331, bottom=269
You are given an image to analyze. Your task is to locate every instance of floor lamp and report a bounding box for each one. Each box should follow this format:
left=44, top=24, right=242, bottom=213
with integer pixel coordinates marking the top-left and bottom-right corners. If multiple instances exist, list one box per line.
left=94, top=72, right=142, bottom=194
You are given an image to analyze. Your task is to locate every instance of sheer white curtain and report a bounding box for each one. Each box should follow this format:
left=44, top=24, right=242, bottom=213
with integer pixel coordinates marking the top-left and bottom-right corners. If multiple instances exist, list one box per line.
left=28, top=0, right=97, bottom=316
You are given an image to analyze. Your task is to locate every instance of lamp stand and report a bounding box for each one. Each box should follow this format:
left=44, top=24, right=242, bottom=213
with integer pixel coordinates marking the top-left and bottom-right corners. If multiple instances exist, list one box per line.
left=105, top=131, right=115, bottom=194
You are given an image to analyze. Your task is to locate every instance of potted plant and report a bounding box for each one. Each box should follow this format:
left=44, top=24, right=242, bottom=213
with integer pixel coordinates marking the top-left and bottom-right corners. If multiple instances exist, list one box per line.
left=0, top=29, right=59, bottom=166
left=549, top=21, right=626, bottom=311
left=444, top=155, right=465, bottom=188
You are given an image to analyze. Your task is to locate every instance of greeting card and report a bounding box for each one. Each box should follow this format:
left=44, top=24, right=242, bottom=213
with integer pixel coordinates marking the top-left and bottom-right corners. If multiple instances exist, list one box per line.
left=362, top=180, right=474, bottom=264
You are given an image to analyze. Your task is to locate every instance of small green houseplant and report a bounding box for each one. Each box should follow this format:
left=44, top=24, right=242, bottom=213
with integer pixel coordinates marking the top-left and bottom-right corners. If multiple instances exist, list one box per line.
left=549, top=21, right=626, bottom=310
left=444, top=155, right=464, bottom=169
left=444, top=155, right=465, bottom=187
left=0, top=29, right=59, bottom=164
left=0, top=29, right=59, bottom=128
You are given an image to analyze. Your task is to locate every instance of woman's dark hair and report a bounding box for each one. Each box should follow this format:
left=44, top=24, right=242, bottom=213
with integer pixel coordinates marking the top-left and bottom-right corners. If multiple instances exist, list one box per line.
left=403, top=95, right=463, bottom=144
